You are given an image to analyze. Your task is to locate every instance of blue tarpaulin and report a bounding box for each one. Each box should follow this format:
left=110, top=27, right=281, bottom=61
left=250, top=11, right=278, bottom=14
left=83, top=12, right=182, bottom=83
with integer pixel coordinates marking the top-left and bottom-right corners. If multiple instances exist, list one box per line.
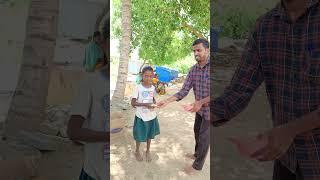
left=155, top=66, right=179, bottom=83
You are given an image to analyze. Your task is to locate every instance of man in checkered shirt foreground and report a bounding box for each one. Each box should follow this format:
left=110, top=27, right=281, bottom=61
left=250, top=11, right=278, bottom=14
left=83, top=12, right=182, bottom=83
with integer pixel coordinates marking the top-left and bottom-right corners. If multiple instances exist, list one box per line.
left=211, top=0, right=320, bottom=179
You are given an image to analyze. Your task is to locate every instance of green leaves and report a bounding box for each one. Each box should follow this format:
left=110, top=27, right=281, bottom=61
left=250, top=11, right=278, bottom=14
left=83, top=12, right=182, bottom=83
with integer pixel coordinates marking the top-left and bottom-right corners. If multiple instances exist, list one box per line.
left=112, top=0, right=209, bottom=66
left=217, top=0, right=278, bottom=39
left=220, top=9, right=257, bottom=39
left=111, top=0, right=122, bottom=38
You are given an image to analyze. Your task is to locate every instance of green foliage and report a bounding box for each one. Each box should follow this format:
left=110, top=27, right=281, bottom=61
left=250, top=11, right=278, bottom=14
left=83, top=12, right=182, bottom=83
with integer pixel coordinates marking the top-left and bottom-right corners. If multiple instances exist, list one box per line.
left=112, top=0, right=209, bottom=66
left=220, top=9, right=257, bottom=39
left=167, top=54, right=195, bottom=74
left=111, top=0, right=122, bottom=38
left=216, top=0, right=278, bottom=39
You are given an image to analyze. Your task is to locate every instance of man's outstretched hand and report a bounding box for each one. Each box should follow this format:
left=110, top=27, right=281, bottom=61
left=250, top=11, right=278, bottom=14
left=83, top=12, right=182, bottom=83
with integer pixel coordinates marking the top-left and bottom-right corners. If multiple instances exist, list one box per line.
left=228, top=136, right=267, bottom=158
left=229, top=125, right=296, bottom=161
left=190, top=101, right=203, bottom=112
left=250, top=125, right=296, bottom=161
left=156, top=100, right=168, bottom=108
left=182, top=103, right=193, bottom=111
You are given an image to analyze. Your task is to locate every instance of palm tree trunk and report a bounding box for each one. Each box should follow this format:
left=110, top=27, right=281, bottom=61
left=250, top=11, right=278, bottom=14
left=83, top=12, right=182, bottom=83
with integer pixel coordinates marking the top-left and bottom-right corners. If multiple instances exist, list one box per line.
left=4, top=0, right=59, bottom=137
left=112, top=0, right=131, bottom=102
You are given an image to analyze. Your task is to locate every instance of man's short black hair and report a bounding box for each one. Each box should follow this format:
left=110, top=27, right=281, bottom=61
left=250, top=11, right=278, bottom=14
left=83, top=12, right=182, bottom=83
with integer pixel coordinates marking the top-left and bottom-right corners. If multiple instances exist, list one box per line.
left=192, top=38, right=209, bottom=49
left=93, top=31, right=101, bottom=38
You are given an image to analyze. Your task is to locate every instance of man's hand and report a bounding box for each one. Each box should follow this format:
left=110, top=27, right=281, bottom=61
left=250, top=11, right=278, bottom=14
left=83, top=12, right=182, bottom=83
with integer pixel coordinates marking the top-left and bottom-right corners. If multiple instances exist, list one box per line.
left=229, top=125, right=296, bottom=161
left=157, top=96, right=178, bottom=108
left=182, top=103, right=193, bottom=111
left=228, top=136, right=267, bottom=158
left=250, top=125, right=296, bottom=161
left=157, top=100, right=168, bottom=108
left=190, top=101, right=203, bottom=112
left=190, top=97, right=209, bottom=112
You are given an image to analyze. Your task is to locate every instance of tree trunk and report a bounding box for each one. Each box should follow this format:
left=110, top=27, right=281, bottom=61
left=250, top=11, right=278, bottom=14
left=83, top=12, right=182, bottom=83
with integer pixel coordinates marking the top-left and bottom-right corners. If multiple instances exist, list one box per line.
left=112, top=0, right=131, bottom=102
left=4, top=0, right=59, bottom=137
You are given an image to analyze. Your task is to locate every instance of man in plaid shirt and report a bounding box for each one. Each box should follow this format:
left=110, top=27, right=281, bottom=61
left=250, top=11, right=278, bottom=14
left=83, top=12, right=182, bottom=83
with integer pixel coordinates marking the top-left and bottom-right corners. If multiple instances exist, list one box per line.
left=211, top=0, right=320, bottom=179
left=157, top=38, right=210, bottom=175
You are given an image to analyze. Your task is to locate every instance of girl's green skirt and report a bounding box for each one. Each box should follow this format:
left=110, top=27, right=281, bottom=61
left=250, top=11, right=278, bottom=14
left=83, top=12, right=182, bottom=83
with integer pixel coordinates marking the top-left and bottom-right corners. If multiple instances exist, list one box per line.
left=133, top=116, right=160, bottom=142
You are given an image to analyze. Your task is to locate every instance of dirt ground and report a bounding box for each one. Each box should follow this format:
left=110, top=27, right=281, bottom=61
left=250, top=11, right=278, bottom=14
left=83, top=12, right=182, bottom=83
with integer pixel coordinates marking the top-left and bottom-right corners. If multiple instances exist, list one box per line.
left=211, top=67, right=273, bottom=180
left=31, top=143, right=83, bottom=180
left=110, top=84, right=210, bottom=180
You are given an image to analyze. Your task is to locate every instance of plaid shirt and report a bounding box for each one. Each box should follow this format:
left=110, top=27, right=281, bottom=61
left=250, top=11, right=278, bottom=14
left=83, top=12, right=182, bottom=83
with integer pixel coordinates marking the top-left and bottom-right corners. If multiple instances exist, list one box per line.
left=174, top=57, right=210, bottom=121
left=212, top=0, right=320, bottom=178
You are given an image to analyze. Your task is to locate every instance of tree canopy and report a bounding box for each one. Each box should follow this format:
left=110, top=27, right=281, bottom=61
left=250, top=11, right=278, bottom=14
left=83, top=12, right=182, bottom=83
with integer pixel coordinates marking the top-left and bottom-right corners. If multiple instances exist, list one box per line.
left=112, top=0, right=210, bottom=65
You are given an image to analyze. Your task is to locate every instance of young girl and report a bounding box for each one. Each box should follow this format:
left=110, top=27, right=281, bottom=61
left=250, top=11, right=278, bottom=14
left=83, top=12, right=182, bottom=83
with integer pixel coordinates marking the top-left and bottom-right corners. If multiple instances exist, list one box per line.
left=131, top=66, right=160, bottom=162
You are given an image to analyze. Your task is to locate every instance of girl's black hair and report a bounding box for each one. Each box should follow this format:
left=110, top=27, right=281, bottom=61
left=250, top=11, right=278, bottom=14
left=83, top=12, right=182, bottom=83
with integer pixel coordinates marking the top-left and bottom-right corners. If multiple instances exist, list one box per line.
left=141, top=66, right=154, bottom=74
